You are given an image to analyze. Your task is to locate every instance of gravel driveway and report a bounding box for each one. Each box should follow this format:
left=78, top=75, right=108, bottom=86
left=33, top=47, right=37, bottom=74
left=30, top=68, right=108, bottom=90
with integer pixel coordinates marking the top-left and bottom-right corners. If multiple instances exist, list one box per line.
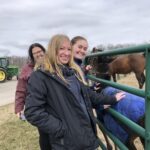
left=0, top=80, right=17, bottom=106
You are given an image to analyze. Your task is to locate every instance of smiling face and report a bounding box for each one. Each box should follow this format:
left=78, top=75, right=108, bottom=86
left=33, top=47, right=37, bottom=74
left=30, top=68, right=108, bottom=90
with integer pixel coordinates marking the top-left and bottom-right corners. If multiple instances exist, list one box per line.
left=32, top=47, right=45, bottom=63
left=57, top=40, right=71, bottom=65
left=72, top=39, right=88, bottom=60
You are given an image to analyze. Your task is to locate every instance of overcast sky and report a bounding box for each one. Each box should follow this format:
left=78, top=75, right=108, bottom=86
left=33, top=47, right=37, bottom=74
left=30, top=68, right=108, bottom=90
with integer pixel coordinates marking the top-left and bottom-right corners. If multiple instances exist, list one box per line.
left=0, top=0, right=150, bottom=56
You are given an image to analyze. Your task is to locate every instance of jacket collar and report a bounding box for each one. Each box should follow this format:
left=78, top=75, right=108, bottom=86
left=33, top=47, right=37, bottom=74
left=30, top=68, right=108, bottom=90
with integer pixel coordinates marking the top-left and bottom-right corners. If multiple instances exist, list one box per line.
left=38, top=69, right=69, bottom=89
left=74, top=58, right=82, bottom=67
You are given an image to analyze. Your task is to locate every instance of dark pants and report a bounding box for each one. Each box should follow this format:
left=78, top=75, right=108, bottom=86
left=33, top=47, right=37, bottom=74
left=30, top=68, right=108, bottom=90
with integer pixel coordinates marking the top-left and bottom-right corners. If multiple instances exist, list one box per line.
left=38, top=129, right=51, bottom=150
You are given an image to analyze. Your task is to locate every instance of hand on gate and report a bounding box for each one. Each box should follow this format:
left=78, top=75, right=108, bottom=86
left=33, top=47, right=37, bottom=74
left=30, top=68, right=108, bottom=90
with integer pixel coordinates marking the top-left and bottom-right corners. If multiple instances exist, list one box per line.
left=115, top=92, right=126, bottom=102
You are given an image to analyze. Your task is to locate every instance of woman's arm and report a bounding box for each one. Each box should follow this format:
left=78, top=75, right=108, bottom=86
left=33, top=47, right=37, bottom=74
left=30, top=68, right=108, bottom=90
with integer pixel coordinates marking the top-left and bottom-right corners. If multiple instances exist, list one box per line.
left=24, top=71, right=66, bottom=139
left=15, top=66, right=29, bottom=115
left=86, top=85, right=125, bottom=109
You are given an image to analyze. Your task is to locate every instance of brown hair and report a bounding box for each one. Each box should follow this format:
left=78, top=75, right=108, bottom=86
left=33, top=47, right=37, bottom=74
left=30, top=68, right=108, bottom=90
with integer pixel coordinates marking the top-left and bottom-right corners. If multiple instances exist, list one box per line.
left=71, top=36, right=87, bottom=46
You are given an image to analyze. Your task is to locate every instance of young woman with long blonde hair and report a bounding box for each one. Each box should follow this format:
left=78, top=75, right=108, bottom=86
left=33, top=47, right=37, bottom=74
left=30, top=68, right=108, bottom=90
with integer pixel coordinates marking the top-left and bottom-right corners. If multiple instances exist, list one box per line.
left=25, top=34, right=125, bottom=150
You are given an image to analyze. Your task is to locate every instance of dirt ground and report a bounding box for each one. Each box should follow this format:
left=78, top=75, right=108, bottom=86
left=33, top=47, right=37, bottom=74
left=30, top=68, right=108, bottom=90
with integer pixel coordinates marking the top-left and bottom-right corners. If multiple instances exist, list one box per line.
left=0, top=78, right=17, bottom=106
left=0, top=73, right=144, bottom=149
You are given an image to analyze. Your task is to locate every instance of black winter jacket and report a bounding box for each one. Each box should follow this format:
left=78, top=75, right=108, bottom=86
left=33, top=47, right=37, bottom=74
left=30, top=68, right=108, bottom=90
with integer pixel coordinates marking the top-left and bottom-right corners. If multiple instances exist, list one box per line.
left=25, top=70, right=117, bottom=150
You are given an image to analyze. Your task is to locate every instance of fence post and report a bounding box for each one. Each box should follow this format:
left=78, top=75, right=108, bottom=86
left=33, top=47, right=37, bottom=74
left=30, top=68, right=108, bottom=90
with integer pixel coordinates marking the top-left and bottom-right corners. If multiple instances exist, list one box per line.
left=145, top=48, right=150, bottom=149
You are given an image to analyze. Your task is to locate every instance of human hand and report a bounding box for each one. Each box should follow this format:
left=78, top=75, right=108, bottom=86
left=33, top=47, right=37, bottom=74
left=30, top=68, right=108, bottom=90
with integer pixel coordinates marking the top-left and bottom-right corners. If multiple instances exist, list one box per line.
left=20, top=113, right=26, bottom=121
left=85, top=65, right=92, bottom=71
left=17, top=111, right=23, bottom=118
left=17, top=111, right=26, bottom=121
left=104, top=105, right=110, bottom=109
left=94, top=83, right=101, bottom=91
left=115, top=92, right=126, bottom=101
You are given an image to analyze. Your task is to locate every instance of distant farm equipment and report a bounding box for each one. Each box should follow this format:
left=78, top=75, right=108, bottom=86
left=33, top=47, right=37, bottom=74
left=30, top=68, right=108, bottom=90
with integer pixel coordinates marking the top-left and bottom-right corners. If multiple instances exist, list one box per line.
left=0, top=57, right=19, bottom=83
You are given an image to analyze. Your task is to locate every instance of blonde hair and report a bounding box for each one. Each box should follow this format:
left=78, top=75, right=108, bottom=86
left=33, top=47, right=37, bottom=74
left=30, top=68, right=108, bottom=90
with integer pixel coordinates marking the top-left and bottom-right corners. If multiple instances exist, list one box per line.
left=43, top=34, right=87, bottom=85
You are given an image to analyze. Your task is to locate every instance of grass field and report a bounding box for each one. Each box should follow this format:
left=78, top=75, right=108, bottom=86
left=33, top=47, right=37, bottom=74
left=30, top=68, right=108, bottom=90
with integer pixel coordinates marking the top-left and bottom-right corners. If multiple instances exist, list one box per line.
left=0, top=73, right=144, bottom=150
left=0, top=104, right=39, bottom=150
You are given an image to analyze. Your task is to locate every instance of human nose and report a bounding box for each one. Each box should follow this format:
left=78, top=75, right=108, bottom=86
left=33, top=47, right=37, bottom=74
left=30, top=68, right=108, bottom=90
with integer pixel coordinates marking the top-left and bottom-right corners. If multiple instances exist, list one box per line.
left=64, top=49, right=70, bottom=55
left=37, top=51, right=44, bottom=57
left=81, top=48, right=86, bottom=54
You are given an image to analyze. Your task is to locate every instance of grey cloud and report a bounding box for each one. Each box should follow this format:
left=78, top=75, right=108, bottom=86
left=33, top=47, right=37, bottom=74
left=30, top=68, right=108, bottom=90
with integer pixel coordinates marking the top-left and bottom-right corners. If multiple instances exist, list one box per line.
left=0, top=0, right=150, bottom=56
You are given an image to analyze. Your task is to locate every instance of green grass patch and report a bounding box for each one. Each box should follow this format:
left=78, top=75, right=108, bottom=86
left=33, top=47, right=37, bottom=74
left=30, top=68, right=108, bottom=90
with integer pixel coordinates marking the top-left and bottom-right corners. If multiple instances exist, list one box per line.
left=0, top=104, right=39, bottom=150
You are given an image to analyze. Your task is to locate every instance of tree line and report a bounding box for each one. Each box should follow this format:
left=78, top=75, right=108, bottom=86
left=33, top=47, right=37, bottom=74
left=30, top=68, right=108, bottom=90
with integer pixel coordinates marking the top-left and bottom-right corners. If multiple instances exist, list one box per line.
left=8, top=42, right=149, bottom=72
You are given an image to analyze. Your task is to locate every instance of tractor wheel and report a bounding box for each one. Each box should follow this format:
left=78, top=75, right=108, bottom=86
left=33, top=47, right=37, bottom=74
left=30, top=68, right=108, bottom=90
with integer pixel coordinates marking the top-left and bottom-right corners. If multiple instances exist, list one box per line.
left=0, top=68, right=7, bottom=83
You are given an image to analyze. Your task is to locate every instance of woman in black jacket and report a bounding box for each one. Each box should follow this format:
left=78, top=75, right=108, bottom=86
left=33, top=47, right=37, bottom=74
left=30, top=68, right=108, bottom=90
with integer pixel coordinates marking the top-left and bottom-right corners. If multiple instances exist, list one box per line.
left=25, top=34, right=125, bottom=150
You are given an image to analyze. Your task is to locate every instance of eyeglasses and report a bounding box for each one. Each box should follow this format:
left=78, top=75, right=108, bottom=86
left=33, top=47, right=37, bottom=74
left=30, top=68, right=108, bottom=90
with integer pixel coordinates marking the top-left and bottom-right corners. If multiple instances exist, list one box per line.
left=32, top=50, right=43, bottom=55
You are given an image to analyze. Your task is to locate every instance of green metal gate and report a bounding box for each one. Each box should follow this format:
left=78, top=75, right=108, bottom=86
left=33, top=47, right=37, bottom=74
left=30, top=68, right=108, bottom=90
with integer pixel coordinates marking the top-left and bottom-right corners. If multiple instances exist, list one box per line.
left=84, top=44, right=150, bottom=150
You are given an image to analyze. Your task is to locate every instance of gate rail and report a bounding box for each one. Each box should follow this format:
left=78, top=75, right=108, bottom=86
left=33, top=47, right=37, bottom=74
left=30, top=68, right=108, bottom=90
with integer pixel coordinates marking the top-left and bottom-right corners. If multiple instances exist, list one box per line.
left=84, top=44, right=150, bottom=150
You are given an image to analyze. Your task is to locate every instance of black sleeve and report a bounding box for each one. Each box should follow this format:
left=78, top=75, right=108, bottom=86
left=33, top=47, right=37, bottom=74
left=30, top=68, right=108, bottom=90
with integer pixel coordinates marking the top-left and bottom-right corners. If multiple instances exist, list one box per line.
left=85, top=85, right=117, bottom=109
left=24, top=71, right=66, bottom=139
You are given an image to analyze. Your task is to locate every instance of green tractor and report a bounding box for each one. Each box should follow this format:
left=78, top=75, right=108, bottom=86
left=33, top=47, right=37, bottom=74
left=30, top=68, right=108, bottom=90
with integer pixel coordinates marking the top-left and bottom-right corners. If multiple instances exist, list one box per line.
left=0, top=57, right=19, bottom=83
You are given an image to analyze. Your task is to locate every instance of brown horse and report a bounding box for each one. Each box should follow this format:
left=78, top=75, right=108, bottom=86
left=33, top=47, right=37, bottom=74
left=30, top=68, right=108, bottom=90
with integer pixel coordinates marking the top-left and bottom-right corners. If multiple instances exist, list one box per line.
left=90, top=48, right=145, bottom=89
left=108, top=54, right=145, bottom=89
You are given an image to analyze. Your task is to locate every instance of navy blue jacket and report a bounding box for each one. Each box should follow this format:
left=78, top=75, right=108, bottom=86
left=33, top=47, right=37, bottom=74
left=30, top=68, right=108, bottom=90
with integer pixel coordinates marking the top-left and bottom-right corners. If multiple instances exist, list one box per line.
left=96, top=87, right=145, bottom=143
